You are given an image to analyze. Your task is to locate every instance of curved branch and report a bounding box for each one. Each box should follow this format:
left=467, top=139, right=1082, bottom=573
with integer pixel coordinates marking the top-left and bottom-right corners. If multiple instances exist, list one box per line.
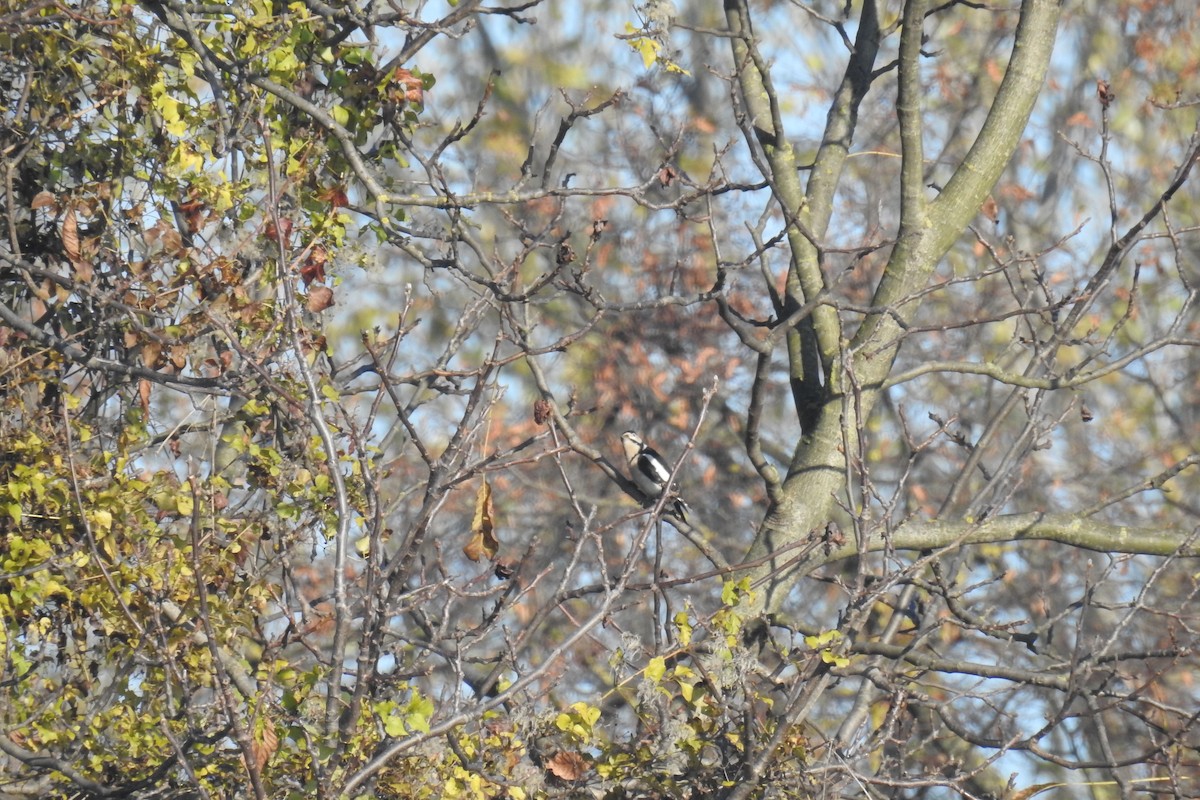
left=810, top=512, right=1200, bottom=574
left=882, top=336, right=1200, bottom=390
left=0, top=298, right=231, bottom=394
left=725, top=0, right=880, bottom=431
left=854, top=0, right=1062, bottom=354
left=928, top=0, right=1064, bottom=253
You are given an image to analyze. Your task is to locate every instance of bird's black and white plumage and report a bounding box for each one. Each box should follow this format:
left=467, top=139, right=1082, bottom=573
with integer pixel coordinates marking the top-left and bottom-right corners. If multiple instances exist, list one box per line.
left=621, top=431, right=688, bottom=521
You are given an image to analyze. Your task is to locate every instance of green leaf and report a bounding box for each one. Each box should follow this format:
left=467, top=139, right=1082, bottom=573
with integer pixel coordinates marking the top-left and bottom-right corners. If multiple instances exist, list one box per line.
left=405, top=693, right=433, bottom=734
left=384, top=715, right=406, bottom=737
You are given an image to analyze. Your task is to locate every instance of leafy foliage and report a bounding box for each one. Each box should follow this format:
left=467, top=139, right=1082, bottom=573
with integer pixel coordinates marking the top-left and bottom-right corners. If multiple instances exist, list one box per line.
left=2, top=1, right=1200, bottom=799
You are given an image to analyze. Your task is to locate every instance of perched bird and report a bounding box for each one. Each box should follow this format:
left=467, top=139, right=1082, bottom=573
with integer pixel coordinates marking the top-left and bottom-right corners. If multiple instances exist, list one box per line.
left=621, top=431, right=689, bottom=521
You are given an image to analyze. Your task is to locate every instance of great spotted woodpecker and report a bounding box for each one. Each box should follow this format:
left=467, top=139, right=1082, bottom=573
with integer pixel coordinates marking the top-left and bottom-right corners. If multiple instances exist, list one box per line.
left=620, top=431, right=689, bottom=522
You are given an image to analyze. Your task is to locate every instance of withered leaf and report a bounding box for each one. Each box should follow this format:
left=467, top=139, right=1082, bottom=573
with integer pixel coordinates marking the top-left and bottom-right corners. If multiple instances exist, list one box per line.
left=533, top=398, right=552, bottom=425
left=61, top=210, right=81, bottom=262
left=31, top=190, right=58, bottom=212
left=546, top=751, right=588, bottom=782
left=307, top=285, right=334, bottom=313
left=141, top=340, right=162, bottom=368
left=138, top=379, right=151, bottom=416
left=250, top=723, right=278, bottom=773
left=463, top=477, right=499, bottom=562
left=300, top=244, right=328, bottom=286
left=980, top=195, right=999, bottom=224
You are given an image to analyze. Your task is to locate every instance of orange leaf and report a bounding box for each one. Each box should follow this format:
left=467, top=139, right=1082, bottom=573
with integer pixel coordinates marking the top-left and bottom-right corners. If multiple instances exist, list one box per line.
left=391, top=68, right=424, bottom=105
left=980, top=195, right=999, bottom=223
left=1065, top=111, right=1092, bottom=128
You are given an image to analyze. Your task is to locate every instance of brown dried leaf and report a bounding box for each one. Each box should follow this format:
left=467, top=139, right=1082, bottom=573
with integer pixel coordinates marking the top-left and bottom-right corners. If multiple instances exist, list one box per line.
left=250, top=723, right=278, bottom=773
left=300, top=244, right=328, bottom=286
left=31, top=190, right=58, bottom=212
left=980, top=195, right=999, bottom=224
left=316, top=185, right=349, bottom=208
left=170, top=345, right=189, bottom=371
left=546, top=751, right=588, bottom=782
left=306, top=285, right=334, bottom=313
left=463, top=478, right=499, bottom=562
left=138, top=379, right=151, bottom=416
left=161, top=228, right=183, bottom=255
left=61, top=210, right=81, bottom=262
left=141, top=340, right=162, bottom=369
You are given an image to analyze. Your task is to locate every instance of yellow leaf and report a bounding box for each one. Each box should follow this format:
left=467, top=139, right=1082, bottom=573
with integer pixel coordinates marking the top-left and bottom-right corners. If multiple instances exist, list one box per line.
left=804, top=629, right=841, bottom=649
left=575, top=702, right=600, bottom=727
left=175, top=142, right=203, bottom=172
left=91, top=509, right=113, bottom=532
left=176, top=492, right=194, bottom=517
left=635, top=37, right=660, bottom=69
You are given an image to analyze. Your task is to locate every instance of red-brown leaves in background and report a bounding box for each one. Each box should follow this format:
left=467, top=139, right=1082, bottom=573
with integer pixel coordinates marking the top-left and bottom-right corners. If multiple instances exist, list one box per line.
left=177, top=189, right=208, bottom=233
left=316, top=185, right=348, bottom=208
left=390, top=67, right=425, bottom=107
left=264, top=216, right=292, bottom=245
left=300, top=244, right=328, bottom=286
